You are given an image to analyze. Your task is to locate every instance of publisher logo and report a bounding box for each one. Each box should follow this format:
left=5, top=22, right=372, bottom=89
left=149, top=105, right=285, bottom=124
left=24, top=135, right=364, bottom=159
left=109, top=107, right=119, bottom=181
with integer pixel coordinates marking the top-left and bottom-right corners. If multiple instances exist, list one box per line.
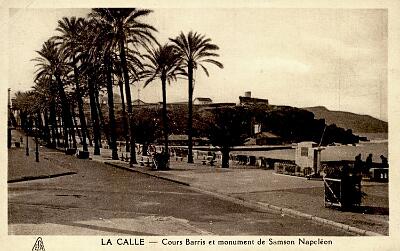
left=32, top=237, right=45, bottom=251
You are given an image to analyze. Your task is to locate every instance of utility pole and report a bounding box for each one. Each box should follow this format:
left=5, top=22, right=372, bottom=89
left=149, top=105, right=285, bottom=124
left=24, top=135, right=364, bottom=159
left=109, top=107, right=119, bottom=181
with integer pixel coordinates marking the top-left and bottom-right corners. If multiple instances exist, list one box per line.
left=8, top=88, right=11, bottom=148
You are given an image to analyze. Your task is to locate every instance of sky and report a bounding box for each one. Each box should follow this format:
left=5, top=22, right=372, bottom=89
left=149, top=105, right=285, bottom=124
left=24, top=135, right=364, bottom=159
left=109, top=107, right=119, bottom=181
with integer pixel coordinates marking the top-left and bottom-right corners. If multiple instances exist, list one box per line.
left=8, top=8, right=388, bottom=121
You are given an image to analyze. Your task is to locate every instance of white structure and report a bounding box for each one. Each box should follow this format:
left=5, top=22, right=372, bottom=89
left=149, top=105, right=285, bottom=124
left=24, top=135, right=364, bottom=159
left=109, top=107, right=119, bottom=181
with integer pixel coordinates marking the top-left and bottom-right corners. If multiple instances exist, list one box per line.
left=194, top=97, right=212, bottom=105
left=254, top=123, right=261, bottom=134
left=295, top=142, right=324, bottom=174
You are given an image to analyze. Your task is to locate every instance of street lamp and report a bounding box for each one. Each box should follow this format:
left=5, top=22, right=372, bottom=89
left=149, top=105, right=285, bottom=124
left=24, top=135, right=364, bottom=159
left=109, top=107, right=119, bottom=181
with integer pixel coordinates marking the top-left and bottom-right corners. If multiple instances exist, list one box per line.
left=25, top=134, right=29, bottom=156
left=35, top=129, right=39, bottom=162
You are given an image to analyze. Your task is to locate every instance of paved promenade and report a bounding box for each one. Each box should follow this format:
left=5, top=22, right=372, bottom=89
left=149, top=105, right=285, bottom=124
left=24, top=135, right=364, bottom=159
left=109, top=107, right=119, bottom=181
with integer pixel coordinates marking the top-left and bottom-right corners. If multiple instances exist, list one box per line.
left=88, top=139, right=388, bottom=235
left=8, top=130, right=388, bottom=235
left=103, top=158, right=388, bottom=236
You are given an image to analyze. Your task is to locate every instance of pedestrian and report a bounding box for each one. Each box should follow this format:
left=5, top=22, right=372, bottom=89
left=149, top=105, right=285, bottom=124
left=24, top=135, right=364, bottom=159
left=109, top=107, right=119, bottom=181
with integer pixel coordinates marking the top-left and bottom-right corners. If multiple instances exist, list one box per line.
left=380, top=155, right=388, bottom=169
left=365, top=153, right=373, bottom=175
left=353, top=154, right=363, bottom=176
left=341, top=162, right=350, bottom=178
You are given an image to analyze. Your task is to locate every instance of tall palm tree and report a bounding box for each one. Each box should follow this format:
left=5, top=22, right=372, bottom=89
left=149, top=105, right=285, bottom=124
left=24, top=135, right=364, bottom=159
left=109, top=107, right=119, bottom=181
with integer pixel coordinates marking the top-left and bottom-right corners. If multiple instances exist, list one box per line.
left=90, top=8, right=157, bottom=166
left=143, top=44, right=183, bottom=166
left=113, top=48, right=146, bottom=153
left=87, top=14, right=121, bottom=160
left=53, top=16, right=89, bottom=152
left=33, top=39, right=76, bottom=150
left=170, top=31, right=223, bottom=163
left=78, top=19, right=105, bottom=155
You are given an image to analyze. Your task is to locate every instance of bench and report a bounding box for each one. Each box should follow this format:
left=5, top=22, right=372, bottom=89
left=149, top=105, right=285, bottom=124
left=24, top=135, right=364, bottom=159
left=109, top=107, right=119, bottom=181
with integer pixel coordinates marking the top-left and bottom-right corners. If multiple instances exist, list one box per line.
left=139, top=156, right=152, bottom=167
left=122, top=155, right=130, bottom=162
left=202, top=156, right=215, bottom=166
left=370, top=168, right=388, bottom=182
left=175, top=156, right=183, bottom=161
left=77, top=150, right=89, bottom=159
left=65, top=148, right=77, bottom=155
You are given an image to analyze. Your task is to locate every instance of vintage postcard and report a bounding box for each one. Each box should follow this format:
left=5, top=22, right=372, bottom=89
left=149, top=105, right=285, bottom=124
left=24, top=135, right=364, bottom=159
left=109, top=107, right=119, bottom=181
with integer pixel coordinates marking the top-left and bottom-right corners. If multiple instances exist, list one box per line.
left=1, top=0, right=399, bottom=250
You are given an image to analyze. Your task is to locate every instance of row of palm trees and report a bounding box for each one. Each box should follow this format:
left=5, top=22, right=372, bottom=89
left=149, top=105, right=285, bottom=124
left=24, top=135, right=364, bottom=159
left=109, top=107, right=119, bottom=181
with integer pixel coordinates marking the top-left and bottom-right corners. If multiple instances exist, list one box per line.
left=13, top=8, right=223, bottom=166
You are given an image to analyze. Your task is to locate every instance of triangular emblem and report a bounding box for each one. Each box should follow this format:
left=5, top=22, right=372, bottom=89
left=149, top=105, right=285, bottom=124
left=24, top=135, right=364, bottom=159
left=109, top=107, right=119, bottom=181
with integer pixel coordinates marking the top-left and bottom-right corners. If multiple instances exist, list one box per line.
left=32, top=237, right=45, bottom=251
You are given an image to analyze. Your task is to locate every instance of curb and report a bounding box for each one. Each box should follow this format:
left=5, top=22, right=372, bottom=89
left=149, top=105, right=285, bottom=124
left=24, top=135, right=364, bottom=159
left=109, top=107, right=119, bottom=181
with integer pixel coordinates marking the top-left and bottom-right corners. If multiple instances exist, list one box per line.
left=104, top=162, right=191, bottom=186
left=104, top=160, right=383, bottom=237
left=8, top=171, right=77, bottom=183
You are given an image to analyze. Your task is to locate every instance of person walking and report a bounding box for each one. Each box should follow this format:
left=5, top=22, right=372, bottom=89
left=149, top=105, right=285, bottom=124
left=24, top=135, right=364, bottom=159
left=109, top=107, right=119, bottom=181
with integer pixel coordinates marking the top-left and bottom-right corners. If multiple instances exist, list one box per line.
left=353, top=154, right=363, bottom=176
left=365, top=154, right=373, bottom=176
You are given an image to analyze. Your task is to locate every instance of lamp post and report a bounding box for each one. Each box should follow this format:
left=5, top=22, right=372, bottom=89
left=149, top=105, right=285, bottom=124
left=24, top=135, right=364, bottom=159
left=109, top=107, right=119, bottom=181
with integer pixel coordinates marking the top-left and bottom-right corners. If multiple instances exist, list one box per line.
left=25, top=134, right=29, bottom=156
left=35, top=130, right=39, bottom=162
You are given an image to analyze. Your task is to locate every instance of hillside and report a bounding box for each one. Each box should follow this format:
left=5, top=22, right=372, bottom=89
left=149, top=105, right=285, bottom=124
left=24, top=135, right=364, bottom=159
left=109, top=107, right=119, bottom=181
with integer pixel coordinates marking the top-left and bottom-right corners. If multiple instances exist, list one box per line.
left=304, top=106, right=388, bottom=133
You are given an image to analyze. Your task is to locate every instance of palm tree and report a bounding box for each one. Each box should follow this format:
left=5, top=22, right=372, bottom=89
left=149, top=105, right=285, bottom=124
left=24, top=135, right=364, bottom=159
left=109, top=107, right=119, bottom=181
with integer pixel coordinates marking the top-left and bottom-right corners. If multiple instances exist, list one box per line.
left=33, top=39, right=76, bottom=150
left=53, top=16, right=89, bottom=152
left=78, top=19, right=105, bottom=155
left=170, top=31, right=223, bottom=163
left=88, top=14, right=126, bottom=160
left=90, top=8, right=157, bottom=166
left=143, top=44, right=183, bottom=167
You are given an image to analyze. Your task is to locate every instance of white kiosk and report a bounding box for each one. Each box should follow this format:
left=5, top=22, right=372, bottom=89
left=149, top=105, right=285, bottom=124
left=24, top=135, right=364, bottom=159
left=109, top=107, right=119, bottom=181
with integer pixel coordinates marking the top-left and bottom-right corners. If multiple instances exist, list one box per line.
left=295, top=142, right=325, bottom=176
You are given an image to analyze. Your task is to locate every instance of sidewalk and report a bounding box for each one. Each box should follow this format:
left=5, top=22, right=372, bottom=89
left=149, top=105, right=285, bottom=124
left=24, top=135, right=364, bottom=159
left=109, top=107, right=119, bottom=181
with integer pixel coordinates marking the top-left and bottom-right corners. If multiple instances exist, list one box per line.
left=96, top=151, right=388, bottom=236
left=8, top=131, right=76, bottom=183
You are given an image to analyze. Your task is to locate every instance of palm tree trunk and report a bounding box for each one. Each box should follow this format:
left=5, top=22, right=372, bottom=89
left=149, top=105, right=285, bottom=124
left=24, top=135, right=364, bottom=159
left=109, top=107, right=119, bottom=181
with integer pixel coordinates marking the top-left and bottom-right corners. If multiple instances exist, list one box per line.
left=87, top=132, right=93, bottom=147
left=73, top=63, right=89, bottom=152
left=118, top=73, right=129, bottom=153
left=161, top=74, right=169, bottom=154
left=187, top=63, right=194, bottom=163
left=71, top=104, right=82, bottom=144
left=104, top=53, right=119, bottom=160
left=142, top=143, right=148, bottom=156
left=69, top=106, right=77, bottom=149
left=95, top=88, right=108, bottom=147
left=59, top=116, right=66, bottom=147
left=119, top=38, right=137, bottom=165
left=49, top=99, right=57, bottom=148
left=56, top=115, right=61, bottom=147
left=43, top=108, right=52, bottom=146
left=36, top=111, right=43, bottom=138
left=88, top=75, right=101, bottom=155
left=55, top=74, right=71, bottom=149
left=221, top=146, right=230, bottom=168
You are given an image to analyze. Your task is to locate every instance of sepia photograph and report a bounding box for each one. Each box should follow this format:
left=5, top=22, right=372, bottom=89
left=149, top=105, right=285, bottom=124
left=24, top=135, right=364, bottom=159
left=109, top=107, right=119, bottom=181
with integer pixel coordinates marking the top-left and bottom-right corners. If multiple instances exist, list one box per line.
left=2, top=0, right=399, bottom=250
